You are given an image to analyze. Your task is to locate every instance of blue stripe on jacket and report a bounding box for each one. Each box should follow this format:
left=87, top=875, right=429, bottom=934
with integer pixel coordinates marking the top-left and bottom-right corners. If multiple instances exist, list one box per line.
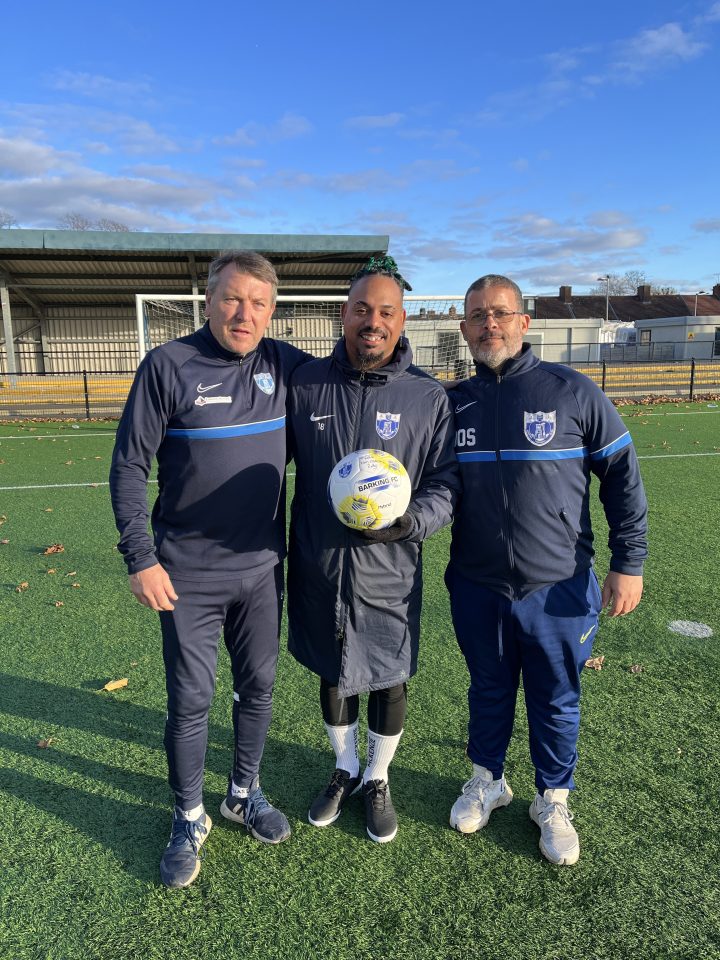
left=457, top=436, right=630, bottom=464
left=166, top=416, right=285, bottom=440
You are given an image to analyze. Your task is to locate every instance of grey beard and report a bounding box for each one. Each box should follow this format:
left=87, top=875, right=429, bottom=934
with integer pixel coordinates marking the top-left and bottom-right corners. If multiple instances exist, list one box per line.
left=471, top=344, right=511, bottom=370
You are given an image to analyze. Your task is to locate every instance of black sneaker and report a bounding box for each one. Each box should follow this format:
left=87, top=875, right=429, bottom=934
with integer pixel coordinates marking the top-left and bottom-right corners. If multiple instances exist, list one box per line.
left=363, top=778, right=398, bottom=843
left=159, top=810, right=212, bottom=889
left=220, top=778, right=291, bottom=844
left=308, top=768, right=362, bottom=827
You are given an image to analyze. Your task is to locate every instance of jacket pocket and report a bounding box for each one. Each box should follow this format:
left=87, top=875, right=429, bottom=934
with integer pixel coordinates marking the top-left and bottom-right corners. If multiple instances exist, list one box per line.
left=559, top=507, right=578, bottom=545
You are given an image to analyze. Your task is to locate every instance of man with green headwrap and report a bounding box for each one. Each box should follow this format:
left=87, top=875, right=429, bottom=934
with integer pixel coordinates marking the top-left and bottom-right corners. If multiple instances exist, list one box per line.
left=286, top=256, right=460, bottom=843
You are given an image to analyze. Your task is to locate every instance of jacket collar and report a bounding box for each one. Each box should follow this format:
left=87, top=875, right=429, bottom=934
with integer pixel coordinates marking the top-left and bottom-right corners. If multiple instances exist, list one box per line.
left=473, top=342, right=538, bottom=380
left=197, top=321, right=261, bottom=362
left=332, top=336, right=413, bottom=381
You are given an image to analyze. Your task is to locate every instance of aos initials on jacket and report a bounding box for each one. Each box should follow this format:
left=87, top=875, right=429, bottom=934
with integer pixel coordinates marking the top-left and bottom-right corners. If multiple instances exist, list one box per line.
left=287, top=337, right=460, bottom=697
left=110, top=323, right=309, bottom=579
left=449, top=344, right=648, bottom=600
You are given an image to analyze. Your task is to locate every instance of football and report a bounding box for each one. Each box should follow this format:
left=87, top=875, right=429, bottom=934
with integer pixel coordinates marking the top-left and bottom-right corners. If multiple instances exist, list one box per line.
left=327, top=448, right=412, bottom=531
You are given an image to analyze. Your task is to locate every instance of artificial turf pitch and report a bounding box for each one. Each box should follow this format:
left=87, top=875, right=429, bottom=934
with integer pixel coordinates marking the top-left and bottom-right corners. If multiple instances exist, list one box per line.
left=0, top=405, right=719, bottom=960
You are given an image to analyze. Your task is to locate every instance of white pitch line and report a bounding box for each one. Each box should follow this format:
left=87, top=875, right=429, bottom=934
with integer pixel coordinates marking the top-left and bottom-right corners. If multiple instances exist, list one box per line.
left=622, top=410, right=719, bottom=417
left=0, top=480, right=157, bottom=491
left=0, top=432, right=117, bottom=440
left=637, top=451, right=720, bottom=460
left=0, top=475, right=299, bottom=491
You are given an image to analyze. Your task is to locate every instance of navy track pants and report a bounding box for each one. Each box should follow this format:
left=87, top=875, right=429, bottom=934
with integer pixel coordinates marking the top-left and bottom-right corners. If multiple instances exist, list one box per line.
left=159, top=563, right=283, bottom=809
left=447, top=566, right=601, bottom=792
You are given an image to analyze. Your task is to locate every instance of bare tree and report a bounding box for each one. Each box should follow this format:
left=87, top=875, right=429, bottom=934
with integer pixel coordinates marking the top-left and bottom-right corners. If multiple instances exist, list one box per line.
left=96, top=218, right=132, bottom=231
left=590, top=270, right=676, bottom=296
left=58, top=213, right=132, bottom=231
left=0, top=210, right=19, bottom=228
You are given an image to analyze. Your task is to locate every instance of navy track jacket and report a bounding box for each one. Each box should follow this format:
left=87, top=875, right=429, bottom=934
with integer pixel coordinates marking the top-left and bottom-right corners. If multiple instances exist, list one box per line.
left=110, top=323, right=309, bottom=579
left=287, top=337, right=460, bottom=696
left=448, top=345, right=648, bottom=600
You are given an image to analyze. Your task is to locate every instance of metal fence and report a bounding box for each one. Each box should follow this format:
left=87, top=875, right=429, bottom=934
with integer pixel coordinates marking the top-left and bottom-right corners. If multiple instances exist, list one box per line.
left=2, top=358, right=719, bottom=421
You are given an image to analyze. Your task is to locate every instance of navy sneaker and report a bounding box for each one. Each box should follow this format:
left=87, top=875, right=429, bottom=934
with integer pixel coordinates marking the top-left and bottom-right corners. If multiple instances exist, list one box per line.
left=159, top=810, right=212, bottom=889
left=220, top=778, right=291, bottom=844
left=363, top=778, right=398, bottom=843
left=308, top=768, right=362, bottom=827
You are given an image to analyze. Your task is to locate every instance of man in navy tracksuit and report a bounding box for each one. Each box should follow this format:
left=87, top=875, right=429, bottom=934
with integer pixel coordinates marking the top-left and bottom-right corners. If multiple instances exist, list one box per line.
left=110, top=251, right=309, bottom=888
left=446, top=273, right=647, bottom=865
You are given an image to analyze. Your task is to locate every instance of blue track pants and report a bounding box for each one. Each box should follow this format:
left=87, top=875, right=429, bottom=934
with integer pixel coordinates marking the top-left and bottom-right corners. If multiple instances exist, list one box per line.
left=159, top=563, right=282, bottom=809
left=447, top=567, right=601, bottom=792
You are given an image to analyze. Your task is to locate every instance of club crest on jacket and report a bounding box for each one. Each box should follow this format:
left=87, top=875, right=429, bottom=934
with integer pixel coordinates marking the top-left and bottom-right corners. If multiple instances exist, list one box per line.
left=376, top=412, right=400, bottom=440
left=254, top=372, right=275, bottom=395
left=524, top=410, right=556, bottom=446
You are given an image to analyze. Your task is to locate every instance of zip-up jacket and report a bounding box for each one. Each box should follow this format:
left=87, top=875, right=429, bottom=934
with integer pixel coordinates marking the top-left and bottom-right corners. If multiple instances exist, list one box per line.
left=448, top=344, right=648, bottom=600
left=287, top=337, right=459, bottom=696
left=109, top=323, right=309, bottom=579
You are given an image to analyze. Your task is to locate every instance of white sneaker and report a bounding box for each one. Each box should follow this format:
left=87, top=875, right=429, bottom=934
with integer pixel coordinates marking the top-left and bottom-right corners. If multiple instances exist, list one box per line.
left=450, top=764, right=513, bottom=834
left=529, top=789, right=580, bottom=865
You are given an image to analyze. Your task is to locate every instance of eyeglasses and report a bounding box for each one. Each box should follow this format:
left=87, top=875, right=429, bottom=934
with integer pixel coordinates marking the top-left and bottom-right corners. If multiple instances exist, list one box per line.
left=465, top=309, right=523, bottom=326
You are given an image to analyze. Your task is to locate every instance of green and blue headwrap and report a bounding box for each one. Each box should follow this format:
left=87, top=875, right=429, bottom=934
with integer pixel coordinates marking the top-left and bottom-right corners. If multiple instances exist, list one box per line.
left=349, top=255, right=413, bottom=292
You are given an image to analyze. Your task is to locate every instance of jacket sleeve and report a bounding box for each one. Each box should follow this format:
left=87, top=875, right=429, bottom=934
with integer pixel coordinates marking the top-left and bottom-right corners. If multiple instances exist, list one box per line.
left=405, top=387, right=460, bottom=542
left=582, top=384, right=648, bottom=575
left=109, top=352, right=174, bottom=574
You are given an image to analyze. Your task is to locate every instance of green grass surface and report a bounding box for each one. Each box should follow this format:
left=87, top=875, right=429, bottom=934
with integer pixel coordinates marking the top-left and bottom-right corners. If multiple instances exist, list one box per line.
left=1, top=408, right=719, bottom=960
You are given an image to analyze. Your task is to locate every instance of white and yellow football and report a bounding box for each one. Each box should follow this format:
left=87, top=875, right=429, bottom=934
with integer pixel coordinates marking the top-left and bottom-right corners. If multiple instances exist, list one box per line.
left=327, top=448, right=412, bottom=531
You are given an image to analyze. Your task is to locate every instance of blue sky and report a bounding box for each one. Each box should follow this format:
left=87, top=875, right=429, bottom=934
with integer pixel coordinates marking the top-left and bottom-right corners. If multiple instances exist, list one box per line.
left=0, top=0, right=718, bottom=294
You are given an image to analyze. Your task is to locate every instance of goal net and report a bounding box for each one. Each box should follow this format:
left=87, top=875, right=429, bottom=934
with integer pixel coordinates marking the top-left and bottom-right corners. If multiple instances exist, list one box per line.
left=135, top=294, right=468, bottom=379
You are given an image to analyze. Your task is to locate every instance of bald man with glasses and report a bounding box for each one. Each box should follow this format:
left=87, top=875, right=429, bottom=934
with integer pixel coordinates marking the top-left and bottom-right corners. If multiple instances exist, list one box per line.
left=445, top=273, right=648, bottom=865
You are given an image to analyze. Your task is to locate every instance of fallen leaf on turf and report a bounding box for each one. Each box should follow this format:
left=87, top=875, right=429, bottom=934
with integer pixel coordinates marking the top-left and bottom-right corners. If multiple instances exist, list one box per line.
left=54, top=601, right=64, bottom=607
left=46, top=568, right=57, bottom=575
left=0, top=515, right=7, bottom=525
left=43, top=544, right=65, bottom=555
left=66, top=571, right=77, bottom=577
left=585, top=655, right=605, bottom=670
left=71, top=582, right=80, bottom=588
left=94, top=456, right=102, bottom=460
left=16, top=582, right=29, bottom=592
left=0, top=539, right=9, bottom=545
left=629, top=664, right=643, bottom=674
left=101, top=678, right=129, bottom=692
left=130, top=661, right=139, bottom=667
left=37, top=738, right=55, bottom=748
left=64, top=460, right=74, bottom=465
left=89, top=483, right=99, bottom=488
left=44, top=508, right=53, bottom=512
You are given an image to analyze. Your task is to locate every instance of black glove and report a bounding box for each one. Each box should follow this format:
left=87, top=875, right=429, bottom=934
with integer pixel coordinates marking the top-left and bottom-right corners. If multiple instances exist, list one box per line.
left=359, top=512, right=414, bottom=543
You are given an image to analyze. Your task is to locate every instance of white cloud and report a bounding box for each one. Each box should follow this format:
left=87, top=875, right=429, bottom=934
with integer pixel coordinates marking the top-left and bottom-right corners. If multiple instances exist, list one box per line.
left=0, top=136, right=76, bottom=176
left=693, top=218, right=720, bottom=233
left=0, top=165, right=232, bottom=231
left=613, top=22, right=707, bottom=75
left=345, top=113, right=404, bottom=129
left=48, top=70, right=151, bottom=100
left=485, top=212, right=647, bottom=264
left=697, top=2, right=720, bottom=23
left=216, top=113, right=313, bottom=147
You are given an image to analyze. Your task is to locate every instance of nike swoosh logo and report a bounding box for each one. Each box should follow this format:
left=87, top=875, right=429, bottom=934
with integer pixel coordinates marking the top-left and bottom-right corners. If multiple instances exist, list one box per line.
left=310, top=413, right=335, bottom=421
left=455, top=401, right=477, bottom=413
left=580, top=625, right=597, bottom=644
left=197, top=382, right=223, bottom=393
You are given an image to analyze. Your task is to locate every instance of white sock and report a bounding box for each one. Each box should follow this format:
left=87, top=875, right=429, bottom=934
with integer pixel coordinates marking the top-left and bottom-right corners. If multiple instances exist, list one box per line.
left=176, top=802, right=204, bottom=821
left=325, top=721, right=360, bottom=777
left=363, top=729, right=403, bottom=785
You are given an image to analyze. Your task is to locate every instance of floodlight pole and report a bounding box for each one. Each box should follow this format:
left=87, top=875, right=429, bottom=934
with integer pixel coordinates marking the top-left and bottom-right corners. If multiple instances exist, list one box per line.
left=597, top=276, right=610, bottom=325
left=694, top=291, right=707, bottom=317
